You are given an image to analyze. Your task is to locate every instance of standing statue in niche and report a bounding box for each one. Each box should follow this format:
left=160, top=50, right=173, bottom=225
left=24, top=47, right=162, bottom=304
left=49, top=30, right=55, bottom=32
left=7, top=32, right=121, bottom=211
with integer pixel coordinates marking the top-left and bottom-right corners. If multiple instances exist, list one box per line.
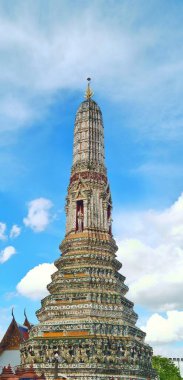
left=77, top=209, right=84, bottom=232
left=107, top=215, right=113, bottom=233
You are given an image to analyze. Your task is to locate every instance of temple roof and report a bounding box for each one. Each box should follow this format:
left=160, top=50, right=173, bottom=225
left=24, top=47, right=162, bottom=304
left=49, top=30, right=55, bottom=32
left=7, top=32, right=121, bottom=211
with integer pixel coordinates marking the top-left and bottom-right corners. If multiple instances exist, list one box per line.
left=0, top=365, right=19, bottom=380
left=19, top=366, right=42, bottom=379
left=17, top=324, right=29, bottom=340
left=23, top=310, right=33, bottom=330
left=0, top=366, right=45, bottom=380
left=0, top=313, right=32, bottom=354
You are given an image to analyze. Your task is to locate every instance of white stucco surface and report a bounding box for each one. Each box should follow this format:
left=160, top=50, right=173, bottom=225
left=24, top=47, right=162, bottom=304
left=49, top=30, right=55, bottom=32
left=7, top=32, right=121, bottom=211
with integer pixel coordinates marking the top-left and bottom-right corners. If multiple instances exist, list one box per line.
left=0, top=349, right=20, bottom=367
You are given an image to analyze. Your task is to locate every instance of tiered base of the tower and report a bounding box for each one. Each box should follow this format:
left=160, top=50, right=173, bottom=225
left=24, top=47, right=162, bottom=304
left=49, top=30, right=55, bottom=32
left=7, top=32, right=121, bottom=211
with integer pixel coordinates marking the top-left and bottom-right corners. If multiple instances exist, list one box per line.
left=20, top=233, right=156, bottom=380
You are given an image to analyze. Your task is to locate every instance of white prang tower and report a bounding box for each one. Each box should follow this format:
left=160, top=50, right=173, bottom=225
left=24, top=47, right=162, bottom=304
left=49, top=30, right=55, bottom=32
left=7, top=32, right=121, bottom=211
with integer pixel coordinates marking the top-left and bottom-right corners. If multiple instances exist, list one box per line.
left=20, top=79, right=156, bottom=380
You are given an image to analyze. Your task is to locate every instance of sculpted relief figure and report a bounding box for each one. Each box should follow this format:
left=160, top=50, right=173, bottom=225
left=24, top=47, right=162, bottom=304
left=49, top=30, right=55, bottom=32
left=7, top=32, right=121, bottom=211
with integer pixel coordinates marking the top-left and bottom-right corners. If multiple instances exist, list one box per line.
left=21, top=351, right=26, bottom=365
left=81, top=345, right=89, bottom=363
left=54, top=352, right=62, bottom=363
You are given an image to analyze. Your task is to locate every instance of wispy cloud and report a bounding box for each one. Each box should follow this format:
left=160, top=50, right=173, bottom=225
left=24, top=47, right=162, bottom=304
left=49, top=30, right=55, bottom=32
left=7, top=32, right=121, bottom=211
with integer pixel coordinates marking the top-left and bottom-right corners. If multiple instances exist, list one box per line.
left=0, top=222, right=6, bottom=240
left=9, top=224, right=21, bottom=239
left=0, top=1, right=182, bottom=141
left=0, top=246, right=16, bottom=263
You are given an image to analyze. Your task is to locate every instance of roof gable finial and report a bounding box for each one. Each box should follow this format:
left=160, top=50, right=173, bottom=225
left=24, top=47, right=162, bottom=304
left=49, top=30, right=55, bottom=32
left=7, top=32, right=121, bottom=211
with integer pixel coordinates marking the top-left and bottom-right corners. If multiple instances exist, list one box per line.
left=23, top=308, right=32, bottom=330
left=11, top=307, right=15, bottom=320
left=85, top=77, right=94, bottom=99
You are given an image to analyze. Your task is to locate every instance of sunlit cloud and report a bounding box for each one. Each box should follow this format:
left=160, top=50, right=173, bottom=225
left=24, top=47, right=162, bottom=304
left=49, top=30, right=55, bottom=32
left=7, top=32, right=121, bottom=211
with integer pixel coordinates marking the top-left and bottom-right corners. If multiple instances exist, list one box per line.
left=23, top=198, right=53, bottom=232
left=115, top=193, right=183, bottom=311
left=16, top=263, right=56, bottom=300
left=142, top=310, right=183, bottom=344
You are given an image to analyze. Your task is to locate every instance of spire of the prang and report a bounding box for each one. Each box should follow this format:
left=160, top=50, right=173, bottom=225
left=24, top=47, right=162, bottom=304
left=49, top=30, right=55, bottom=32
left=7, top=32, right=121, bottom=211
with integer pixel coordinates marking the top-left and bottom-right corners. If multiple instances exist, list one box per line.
left=84, top=77, right=94, bottom=99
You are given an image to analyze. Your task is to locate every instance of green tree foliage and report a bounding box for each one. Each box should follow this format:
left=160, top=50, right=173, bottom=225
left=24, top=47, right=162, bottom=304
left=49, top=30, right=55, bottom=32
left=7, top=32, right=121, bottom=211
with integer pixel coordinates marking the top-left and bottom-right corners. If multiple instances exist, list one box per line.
left=152, top=355, right=182, bottom=380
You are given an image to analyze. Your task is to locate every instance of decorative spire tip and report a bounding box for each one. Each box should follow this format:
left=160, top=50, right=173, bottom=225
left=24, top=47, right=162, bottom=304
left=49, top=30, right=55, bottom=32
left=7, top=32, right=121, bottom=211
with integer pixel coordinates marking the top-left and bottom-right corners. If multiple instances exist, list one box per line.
left=85, top=77, right=94, bottom=99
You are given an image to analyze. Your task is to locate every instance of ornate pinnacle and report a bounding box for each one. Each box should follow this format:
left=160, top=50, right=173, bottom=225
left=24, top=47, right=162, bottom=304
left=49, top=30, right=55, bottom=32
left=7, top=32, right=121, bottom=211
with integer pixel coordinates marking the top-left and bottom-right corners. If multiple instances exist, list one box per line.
left=85, top=77, right=94, bottom=99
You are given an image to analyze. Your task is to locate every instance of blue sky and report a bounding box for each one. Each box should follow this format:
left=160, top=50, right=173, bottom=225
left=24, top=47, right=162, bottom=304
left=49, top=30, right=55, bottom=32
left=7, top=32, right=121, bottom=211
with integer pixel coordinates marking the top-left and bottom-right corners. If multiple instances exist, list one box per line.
left=0, top=0, right=183, bottom=369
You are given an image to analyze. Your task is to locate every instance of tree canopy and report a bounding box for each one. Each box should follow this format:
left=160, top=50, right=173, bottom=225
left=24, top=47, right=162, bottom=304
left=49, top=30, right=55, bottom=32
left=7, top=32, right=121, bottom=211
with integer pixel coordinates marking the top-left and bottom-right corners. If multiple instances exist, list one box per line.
left=152, top=355, right=182, bottom=380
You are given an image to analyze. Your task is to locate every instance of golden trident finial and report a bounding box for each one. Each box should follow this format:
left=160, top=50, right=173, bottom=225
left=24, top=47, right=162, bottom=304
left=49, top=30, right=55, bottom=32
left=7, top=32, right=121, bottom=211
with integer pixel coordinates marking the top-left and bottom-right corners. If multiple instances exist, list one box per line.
left=85, top=77, right=94, bottom=99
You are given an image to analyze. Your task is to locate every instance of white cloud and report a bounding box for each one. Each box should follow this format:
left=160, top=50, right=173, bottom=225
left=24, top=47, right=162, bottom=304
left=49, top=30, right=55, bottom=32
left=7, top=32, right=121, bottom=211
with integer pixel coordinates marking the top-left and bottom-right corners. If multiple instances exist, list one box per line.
left=23, top=198, right=53, bottom=232
left=142, top=310, right=183, bottom=344
left=0, top=246, right=16, bottom=264
left=114, top=193, right=183, bottom=311
left=0, top=222, right=7, bottom=240
left=16, top=263, right=56, bottom=300
left=10, top=224, right=21, bottom=238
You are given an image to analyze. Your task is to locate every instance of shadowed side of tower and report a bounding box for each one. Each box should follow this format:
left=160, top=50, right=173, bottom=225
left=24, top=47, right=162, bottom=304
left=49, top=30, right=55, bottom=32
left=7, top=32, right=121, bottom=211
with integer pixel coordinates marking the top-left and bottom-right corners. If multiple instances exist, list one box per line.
left=20, top=81, right=156, bottom=380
